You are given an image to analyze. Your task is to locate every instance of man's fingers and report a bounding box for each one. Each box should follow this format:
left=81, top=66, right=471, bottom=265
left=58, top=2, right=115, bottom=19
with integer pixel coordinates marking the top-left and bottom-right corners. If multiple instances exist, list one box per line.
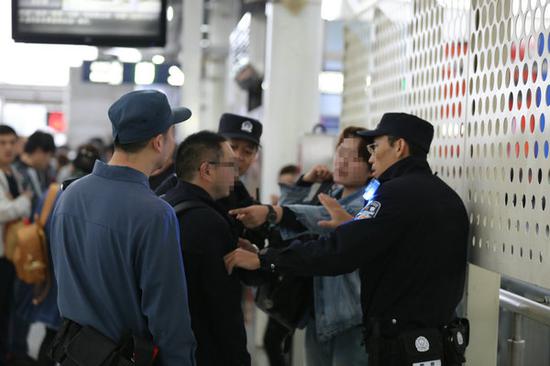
left=229, top=208, right=245, bottom=216
left=317, top=220, right=336, bottom=229
left=318, top=193, right=339, bottom=210
left=224, top=251, right=236, bottom=274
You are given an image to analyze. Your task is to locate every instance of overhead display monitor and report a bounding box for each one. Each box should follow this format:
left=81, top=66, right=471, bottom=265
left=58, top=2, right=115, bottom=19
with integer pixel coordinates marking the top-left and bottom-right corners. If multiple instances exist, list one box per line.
left=12, top=0, right=167, bottom=47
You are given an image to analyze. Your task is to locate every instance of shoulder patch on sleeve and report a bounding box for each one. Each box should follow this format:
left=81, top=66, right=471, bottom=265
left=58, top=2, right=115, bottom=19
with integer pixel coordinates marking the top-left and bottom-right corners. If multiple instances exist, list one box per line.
left=354, top=201, right=381, bottom=220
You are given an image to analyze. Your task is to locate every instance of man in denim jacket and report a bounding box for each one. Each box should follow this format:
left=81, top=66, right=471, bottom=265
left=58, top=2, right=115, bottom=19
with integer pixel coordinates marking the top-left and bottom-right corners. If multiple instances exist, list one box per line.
left=231, top=127, right=372, bottom=365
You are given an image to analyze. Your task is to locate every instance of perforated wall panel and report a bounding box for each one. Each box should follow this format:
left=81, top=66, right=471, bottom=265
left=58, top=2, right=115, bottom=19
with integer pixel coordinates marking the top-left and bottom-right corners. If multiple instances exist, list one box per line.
left=341, top=0, right=550, bottom=289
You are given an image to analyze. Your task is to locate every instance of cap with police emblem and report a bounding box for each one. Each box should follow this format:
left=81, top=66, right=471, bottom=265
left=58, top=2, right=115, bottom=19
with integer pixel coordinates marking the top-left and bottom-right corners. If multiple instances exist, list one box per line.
left=357, top=113, right=434, bottom=153
left=108, top=90, right=192, bottom=144
left=218, top=113, right=262, bottom=146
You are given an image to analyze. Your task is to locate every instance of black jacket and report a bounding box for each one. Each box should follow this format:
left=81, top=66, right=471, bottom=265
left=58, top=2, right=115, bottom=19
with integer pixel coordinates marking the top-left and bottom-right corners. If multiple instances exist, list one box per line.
left=217, top=179, right=271, bottom=248
left=164, top=181, right=250, bottom=366
left=260, top=157, right=469, bottom=334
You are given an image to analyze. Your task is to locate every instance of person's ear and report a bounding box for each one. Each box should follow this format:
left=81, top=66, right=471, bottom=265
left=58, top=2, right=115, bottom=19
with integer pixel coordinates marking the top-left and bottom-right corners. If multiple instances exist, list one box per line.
left=198, top=161, right=213, bottom=182
left=396, top=138, right=410, bottom=158
left=151, top=134, right=163, bottom=153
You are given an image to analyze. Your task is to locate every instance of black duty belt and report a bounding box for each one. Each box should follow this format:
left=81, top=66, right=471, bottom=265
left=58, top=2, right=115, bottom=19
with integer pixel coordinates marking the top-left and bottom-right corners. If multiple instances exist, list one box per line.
left=49, top=319, right=157, bottom=366
left=363, top=317, right=469, bottom=366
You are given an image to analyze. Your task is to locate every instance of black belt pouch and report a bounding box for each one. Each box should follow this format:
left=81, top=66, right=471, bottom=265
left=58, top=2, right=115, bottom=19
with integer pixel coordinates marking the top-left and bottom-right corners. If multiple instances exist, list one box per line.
left=397, top=328, right=444, bottom=364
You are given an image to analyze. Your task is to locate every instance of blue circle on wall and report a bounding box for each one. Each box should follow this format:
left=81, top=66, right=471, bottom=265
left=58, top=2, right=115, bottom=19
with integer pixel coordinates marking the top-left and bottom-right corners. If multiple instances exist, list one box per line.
left=537, top=87, right=542, bottom=107
left=541, top=113, right=546, bottom=132
left=546, top=85, right=550, bottom=106
left=539, top=33, right=545, bottom=56
left=535, top=141, right=539, bottom=158
left=545, top=141, right=549, bottom=159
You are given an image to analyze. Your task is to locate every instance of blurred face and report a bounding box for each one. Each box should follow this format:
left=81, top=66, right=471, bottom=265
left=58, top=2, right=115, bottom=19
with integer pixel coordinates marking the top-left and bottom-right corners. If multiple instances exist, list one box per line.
left=229, top=138, right=258, bottom=176
left=368, top=135, right=402, bottom=178
left=333, top=137, right=370, bottom=187
left=0, top=133, right=17, bottom=167
left=31, top=150, right=54, bottom=170
left=211, top=142, right=239, bottom=199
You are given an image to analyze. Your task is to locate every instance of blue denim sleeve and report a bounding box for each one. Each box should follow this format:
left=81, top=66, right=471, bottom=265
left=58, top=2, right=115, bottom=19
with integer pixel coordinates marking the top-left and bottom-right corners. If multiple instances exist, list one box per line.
left=280, top=195, right=365, bottom=240
left=278, top=183, right=313, bottom=205
left=135, top=207, right=196, bottom=366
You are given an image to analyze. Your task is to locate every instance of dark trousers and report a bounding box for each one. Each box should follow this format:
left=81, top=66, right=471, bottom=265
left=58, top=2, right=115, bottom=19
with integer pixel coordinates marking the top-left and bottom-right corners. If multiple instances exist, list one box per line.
left=8, top=279, right=30, bottom=356
left=37, top=328, right=56, bottom=366
left=0, top=259, right=15, bottom=366
left=263, top=318, right=292, bottom=366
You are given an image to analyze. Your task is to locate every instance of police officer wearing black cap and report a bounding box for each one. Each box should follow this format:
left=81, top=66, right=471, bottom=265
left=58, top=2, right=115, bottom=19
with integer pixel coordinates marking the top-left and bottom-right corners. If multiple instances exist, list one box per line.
left=217, top=113, right=262, bottom=208
left=216, top=114, right=272, bottom=246
left=49, top=90, right=196, bottom=366
left=225, top=113, right=470, bottom=366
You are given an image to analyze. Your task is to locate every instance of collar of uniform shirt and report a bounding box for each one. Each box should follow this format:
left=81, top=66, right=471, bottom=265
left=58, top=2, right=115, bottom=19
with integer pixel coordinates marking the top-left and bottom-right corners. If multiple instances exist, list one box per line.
left=92, top=160, right=149, bottom=187
left=377, top=156, right=432, bottom=183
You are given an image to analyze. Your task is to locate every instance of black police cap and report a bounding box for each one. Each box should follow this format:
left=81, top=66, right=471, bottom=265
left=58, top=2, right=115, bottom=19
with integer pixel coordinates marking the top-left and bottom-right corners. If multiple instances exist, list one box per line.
left=357, top=113, right=434, bottom=153
left=218, top=113, right=262, bottom=146
left=108, top=90, right=191, bottom=144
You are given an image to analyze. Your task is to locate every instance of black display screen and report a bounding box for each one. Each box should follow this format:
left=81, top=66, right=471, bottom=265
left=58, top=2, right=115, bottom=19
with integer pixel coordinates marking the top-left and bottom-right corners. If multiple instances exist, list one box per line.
left=12, top=0, right=167, bottom=47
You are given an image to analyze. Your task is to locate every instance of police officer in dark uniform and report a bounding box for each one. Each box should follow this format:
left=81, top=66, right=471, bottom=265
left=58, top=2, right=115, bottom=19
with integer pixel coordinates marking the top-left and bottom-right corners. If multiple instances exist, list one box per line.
left=225, top=113, right=469, bottom=366
left=217, top=114, right=274, bottom=246
left=217, top=114, right=261, bottom=210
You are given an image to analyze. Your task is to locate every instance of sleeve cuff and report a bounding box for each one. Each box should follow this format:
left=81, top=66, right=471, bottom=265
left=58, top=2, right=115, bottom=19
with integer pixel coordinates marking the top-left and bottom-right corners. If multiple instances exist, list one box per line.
left=259, top=248, right=280, bottom=272
left=295, top=175, right=313, bottom=187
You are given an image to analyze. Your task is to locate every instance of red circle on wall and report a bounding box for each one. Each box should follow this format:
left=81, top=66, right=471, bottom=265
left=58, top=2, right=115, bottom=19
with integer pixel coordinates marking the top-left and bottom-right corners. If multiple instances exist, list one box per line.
left=519, top=39, right=526, bottom=61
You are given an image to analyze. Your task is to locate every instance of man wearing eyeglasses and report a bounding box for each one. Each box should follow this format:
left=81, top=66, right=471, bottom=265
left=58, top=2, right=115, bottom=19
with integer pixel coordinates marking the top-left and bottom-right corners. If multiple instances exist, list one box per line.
left=225, top=113, right=469, bottom=366
left=163, top=131, right=250, bottom=366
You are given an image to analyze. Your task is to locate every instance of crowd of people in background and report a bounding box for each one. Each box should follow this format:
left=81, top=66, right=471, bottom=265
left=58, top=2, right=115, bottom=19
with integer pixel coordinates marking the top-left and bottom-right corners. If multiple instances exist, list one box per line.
left=0, top=126, right=106, bottom=366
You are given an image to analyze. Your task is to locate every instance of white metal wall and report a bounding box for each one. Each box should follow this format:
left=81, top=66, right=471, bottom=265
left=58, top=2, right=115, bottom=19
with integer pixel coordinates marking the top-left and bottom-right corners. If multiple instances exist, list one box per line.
left=342, top=0, right=550, bottom=290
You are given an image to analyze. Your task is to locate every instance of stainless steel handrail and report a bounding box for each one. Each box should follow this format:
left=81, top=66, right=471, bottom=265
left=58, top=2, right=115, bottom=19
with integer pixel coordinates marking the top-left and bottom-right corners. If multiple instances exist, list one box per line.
left=500, top=289, right=550, bottom=327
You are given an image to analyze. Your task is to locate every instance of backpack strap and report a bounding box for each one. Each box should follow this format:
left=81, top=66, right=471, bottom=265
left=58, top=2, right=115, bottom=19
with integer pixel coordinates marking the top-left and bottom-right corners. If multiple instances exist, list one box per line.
left=38, top=183, right=60, bottom=228
left=173, top=201, right=209, bottom=216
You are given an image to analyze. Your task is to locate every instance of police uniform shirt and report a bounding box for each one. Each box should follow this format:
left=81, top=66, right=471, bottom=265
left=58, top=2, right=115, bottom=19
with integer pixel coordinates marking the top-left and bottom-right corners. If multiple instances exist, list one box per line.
left=259, top=156, right=469, bottom=331
left=50, top=160, right=196, bottom=366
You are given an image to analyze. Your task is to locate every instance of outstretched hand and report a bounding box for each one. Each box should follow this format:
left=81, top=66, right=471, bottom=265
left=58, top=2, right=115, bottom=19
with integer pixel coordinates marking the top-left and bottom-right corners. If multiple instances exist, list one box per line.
left=317, top=193, right=353, bottom=229
left=229, top=205, right=269, bottom=228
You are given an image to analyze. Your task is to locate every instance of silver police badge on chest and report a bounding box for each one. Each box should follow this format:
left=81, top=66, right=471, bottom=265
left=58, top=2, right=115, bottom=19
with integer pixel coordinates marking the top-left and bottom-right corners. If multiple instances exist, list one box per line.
left=241, top=121, right=253, bottom=133
left=415, top=336, right=430, bottom=352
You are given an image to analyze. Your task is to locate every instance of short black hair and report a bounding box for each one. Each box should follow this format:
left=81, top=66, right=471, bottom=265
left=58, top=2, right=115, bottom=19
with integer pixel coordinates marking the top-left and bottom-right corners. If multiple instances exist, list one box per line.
left=0, top=125, right=17, bottom=137
left=113, top=137, right=151, bottom=154
left=175, top=131, right=227, bottom=182
left=387, top=135, right=427, bottom=159
left=113, top=128, right=172, bottom=154
left=24, top=131, right=55, bottom=154
left=278, top=164, right=300, bottom=177
left=73, top=144, right=101, bottom=174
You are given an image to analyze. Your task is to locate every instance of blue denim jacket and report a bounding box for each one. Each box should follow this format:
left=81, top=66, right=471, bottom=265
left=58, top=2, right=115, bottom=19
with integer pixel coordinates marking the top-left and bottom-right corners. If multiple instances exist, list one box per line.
left=279, top=183, right=365, bottom=342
